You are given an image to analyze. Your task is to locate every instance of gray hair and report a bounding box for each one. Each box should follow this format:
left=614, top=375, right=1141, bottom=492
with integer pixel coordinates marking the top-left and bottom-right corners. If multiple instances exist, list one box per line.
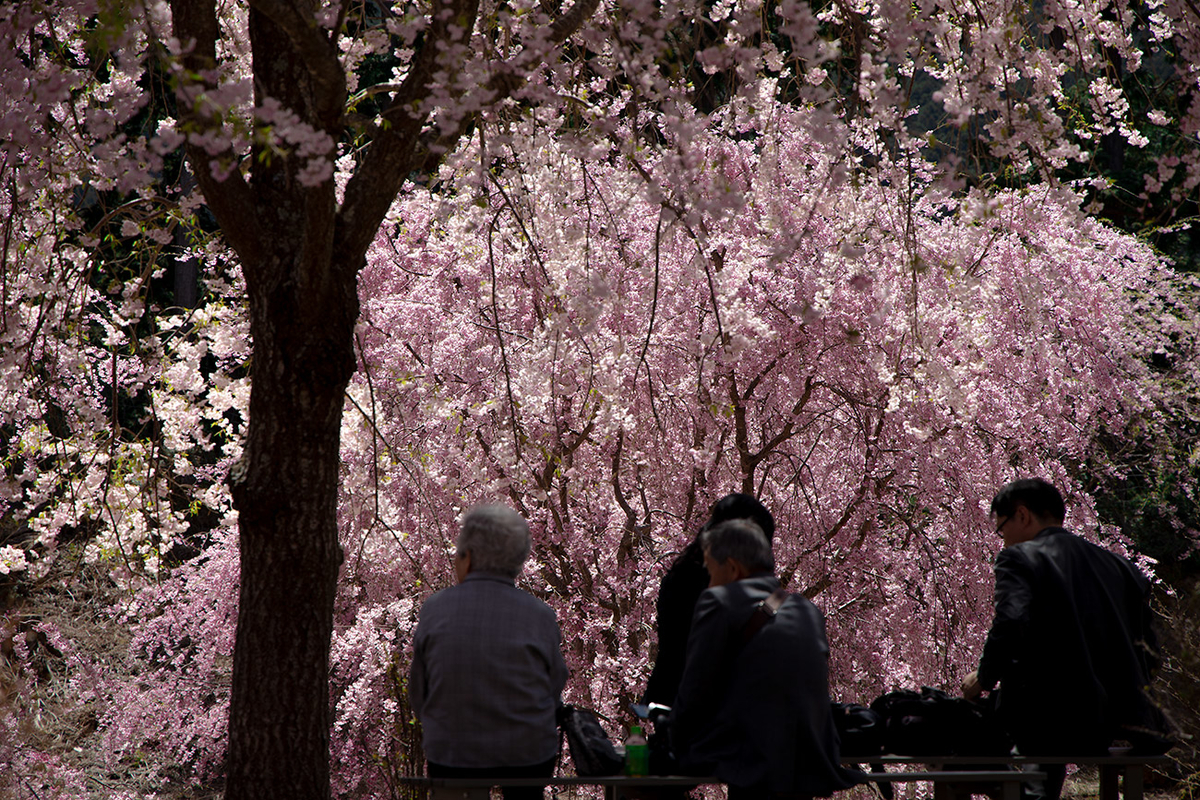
left=456, top=504, right=532, bottom=579
left=701, top=519, right=774, bottom=573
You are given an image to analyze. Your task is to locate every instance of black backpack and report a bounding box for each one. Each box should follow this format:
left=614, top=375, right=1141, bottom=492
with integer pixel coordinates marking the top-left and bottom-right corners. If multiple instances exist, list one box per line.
left=557, top=704, right=624, bottom=776
left=831, top=701, right=886, bottom=757
left=868, top=687, right=1011, bottom=756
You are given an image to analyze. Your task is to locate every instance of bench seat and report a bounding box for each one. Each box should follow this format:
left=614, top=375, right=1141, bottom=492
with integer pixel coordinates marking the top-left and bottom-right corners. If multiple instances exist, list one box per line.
left=840, top=754, right=1173, bottom=800
left=395, top=753, right=1169, bottom=799
left=398, top=768, right=1041, bottom=799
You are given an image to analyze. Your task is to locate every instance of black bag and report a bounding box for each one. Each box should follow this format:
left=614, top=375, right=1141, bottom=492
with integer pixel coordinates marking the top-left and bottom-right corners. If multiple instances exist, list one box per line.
left=647, top=726, right=679, bottom=776
left=831, top=701, right=886, bottom=757
left=558, top=704, right=624, bottom=776
left=869, top=686, right=1011, bottom=756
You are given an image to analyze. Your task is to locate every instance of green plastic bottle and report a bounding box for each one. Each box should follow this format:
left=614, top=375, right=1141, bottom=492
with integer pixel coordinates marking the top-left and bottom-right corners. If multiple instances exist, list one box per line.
left=624, top=725, right=649, bottom=777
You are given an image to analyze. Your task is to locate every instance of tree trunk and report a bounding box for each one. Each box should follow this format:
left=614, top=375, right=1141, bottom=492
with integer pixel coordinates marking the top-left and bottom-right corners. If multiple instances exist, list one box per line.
left=223, top=256, right=358, bottom=798
left=219, top=4, right=358, bottom=792
left=166, top=1, right=600, bottom=795
left=170, top=1, right=360, bottom=795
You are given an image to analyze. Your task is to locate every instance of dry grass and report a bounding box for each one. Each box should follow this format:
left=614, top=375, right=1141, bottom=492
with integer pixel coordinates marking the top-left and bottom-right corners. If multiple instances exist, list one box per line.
left=0, top=559, right=222, bottom=799
left=1153, top=576, right=1200, bottom=791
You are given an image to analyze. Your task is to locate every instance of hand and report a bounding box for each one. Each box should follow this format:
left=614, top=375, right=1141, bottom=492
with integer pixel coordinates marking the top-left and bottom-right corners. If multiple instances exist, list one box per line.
left=961, top=670, right=983, bottom=701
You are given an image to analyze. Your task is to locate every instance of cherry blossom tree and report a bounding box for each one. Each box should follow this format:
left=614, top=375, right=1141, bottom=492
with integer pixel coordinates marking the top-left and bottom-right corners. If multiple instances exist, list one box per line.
left=339, top=104, right=1183, bottom=705
left=2, top=0, right=1198, bottom=798
left=74, top=103, right=1194, bottom=799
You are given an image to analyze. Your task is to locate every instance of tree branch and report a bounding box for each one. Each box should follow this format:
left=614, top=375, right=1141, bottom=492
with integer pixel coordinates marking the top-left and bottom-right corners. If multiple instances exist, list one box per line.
left=745, top=375, right=817, bottom=471
left=548, top=0, right=602, bottom=43
left=247, top=0, right=346, bottom=121
left=169, top=0, right=264, bottom=266
left=336, top=0, right=602, bottom=266
left=336, top=0, right=476, bottom=258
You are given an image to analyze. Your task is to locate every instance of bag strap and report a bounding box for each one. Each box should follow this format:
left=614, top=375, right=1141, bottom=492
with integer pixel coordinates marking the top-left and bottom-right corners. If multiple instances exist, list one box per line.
left=556, top=704, right=570, bottom=768
left=739, top=587, right=789, bottom=644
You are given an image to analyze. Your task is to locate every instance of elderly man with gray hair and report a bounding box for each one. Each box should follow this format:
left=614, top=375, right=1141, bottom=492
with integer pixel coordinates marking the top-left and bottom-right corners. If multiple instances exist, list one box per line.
left=670, top=519, right=859, bottom=799
left=409, top=504, right=568, bottom=800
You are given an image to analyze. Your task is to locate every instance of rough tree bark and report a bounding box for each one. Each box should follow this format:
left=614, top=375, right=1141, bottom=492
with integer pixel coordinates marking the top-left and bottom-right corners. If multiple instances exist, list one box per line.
left=170, top=2, right=358, bottom=797
left=167, top=0, right=599, bottom=797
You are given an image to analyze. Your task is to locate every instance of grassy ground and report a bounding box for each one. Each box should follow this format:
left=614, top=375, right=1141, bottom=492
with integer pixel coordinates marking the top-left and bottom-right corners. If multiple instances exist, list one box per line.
left=1063, top=768, right=1185, bottom=800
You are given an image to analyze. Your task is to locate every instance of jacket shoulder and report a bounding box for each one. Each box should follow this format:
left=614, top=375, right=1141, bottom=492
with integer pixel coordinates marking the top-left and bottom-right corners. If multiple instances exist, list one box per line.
left=1009, top=529, right=1148, bottom=588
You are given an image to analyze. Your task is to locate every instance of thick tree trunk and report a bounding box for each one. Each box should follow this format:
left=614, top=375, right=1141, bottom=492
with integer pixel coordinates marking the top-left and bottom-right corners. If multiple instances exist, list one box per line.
left=219, top=5, right=358, bottom=796
left=224, top=250, right=359, bottom=800
left=165, top=1, right=599, bottom=796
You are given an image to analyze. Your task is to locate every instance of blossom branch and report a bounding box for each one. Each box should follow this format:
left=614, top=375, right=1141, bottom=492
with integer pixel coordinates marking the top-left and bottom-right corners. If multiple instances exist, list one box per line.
left=338, top=0, right=601, bottom=264
left=169, top=0, right=263, bottom=266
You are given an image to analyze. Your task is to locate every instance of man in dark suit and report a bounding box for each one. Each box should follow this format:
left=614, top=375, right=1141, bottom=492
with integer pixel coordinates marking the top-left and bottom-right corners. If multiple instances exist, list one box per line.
left=670, top=519, right=858, bottom=799
left=962, top=478, right=1171, bottom=800
left=643, top=493, right=776, bottom=707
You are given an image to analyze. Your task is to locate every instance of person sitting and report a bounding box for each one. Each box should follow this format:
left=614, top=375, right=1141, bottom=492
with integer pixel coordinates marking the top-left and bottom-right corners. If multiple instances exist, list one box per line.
left=670, top=519, right=859, bottom=799
left=962, top=478, right=1172, bottom=800
left=642, top=493, right=776, bottom=707
left=408, top=504, right=568, bottom=800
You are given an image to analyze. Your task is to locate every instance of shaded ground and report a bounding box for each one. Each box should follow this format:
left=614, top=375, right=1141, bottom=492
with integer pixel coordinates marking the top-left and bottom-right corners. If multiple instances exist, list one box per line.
left=1154, top=575, right=1200, bottom=790
left=1063, top=769, right=1188, bottom=800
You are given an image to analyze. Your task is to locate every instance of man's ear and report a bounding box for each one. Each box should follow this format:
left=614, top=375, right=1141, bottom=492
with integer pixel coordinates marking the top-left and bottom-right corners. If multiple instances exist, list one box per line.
left=728, top=558, right=753, bottom=582
left=454, top=550, right=472, bottom=583
left=1014, top=504, right=1054, bottom=528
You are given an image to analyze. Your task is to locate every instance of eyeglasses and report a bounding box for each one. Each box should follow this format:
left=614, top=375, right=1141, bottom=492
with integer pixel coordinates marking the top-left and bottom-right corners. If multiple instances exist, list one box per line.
left=994, top=516, right=1011, bottom=537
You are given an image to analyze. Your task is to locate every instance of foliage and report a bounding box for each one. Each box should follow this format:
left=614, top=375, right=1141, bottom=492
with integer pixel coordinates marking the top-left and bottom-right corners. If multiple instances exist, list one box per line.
left=1, top=619, right=90, bottom=800
left=1083, top=272, right=1200, bottom=578
left=1070, top=2, right=1200, bottom=274
left=1, top=564, right=137, bottom=800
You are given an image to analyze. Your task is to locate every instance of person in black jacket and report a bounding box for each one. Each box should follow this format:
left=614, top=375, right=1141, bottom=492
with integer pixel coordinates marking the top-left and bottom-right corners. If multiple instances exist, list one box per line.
left=642, top=493, right=776, bottom=707
left=962, top=478, right=1171, bottom=800
left=669, top=519, right=860, bottom=799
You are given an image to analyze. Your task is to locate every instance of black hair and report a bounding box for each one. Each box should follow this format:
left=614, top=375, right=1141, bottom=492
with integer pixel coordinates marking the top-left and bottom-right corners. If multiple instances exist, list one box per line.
left=707, top=493, right=776, bottom=541
left=990, top=478, right=1066, bottom=523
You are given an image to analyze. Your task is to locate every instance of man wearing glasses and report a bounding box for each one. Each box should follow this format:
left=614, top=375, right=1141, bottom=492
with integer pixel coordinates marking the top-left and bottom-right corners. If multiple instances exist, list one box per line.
left=961, top=478, right=1171, bottom=800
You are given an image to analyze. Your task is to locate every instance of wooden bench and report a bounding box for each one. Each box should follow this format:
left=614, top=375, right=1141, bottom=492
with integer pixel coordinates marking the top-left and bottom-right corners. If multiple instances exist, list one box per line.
left=397, top=767, right=1042, bottom=799
left=840, top=754, right=1172, bottom=800
left=397, top=753, right=1168, bottom=798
